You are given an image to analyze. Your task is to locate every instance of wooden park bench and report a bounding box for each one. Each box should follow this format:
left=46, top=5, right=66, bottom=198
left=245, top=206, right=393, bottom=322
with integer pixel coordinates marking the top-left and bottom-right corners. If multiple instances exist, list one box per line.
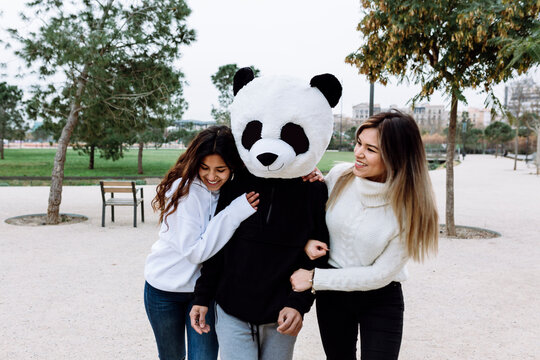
left=100, top=181, right=144, bottom=227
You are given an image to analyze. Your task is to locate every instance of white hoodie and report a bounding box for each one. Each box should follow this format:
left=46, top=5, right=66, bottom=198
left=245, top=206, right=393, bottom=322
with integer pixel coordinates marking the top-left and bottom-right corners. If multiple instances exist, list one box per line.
left=144, top=178, right=255, bottom=293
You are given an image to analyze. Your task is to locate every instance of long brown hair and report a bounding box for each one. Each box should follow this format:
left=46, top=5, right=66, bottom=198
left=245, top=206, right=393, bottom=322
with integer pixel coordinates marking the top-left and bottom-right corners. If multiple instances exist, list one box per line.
left=152, top=126, right=243, bottom=225
left=327, top=111, right=438, bottom=262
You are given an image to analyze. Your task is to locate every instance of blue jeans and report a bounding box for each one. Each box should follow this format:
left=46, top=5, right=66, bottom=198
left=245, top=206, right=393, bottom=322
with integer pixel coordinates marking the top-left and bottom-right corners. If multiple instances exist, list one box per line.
left=144, top=282, right=218, bottom=360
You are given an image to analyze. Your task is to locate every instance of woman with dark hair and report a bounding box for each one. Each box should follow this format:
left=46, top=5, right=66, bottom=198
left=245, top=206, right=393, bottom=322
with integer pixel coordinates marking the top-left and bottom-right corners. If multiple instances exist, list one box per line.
left=291, top=111, right=439, bottom=360
left=144, top=125, right=259, bottom=360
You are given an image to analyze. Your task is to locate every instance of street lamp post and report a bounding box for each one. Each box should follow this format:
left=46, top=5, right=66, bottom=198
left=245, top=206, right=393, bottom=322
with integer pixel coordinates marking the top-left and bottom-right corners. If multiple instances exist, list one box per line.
left=369, top=82, right=374, bottom=117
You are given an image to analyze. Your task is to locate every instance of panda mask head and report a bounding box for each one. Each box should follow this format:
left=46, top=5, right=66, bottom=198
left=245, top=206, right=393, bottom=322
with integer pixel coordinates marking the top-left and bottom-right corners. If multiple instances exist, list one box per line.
left=231, top=67, right=342, bottom=179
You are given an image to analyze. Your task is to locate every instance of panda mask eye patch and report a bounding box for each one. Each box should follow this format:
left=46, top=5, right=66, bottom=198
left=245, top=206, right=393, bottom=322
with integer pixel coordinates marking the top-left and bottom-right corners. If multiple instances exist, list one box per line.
left=280, top=122, right=309, bottom=155
left=241, top=120, right=263, bottom=150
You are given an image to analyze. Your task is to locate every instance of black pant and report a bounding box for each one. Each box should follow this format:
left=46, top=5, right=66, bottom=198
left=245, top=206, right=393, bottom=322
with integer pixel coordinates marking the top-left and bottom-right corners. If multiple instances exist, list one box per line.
left=316, top=282, right=404, bottom=360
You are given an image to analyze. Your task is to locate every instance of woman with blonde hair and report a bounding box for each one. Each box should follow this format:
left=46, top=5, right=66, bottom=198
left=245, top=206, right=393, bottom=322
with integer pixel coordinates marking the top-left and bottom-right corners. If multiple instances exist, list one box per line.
left=291, top=111, right=438, bottom=360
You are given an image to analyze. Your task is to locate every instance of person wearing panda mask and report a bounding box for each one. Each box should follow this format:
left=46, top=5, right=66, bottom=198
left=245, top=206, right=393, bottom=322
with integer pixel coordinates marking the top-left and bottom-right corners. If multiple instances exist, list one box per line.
left=189, top=68, right=342, bottom=360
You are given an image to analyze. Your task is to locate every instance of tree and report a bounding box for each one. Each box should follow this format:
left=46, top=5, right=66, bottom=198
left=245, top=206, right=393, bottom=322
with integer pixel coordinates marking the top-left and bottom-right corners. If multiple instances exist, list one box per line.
left=166, top=126, right=198, bottom=147
left=39, top=60, right=186, bottom=172
left=498, top=22, right=540, bottom=67
left=485, top=121, right=515, bottom=156
left=211, top=64, right=260, bottom=125
left=466, top=128, right=485, bottom=154
left=72, top=106, right=119, bottom=170
left=0, top=82, right=27, bottom=159
left=345, top=0, right=540, bottom=235
left=29, top=123, right=51, bottom=142
left=507, top=78, right=540, bottom=169
left=523, top=83, right=540, bottom=175
left=507, top=79, right=527, bottom=169
left=342, top=126, right=358, bottom=151
left=523, top=112, right=540, bottom=175
left=117, top=60, right=187, bottom=174
left=9, top=0, right=195, bottom=224
left=445, top=112, right=485, bottom=155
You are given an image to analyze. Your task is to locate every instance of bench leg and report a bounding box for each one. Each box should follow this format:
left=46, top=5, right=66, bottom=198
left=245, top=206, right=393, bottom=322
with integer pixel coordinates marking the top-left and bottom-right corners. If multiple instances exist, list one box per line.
left=102, top=204, right=106, bottom=227
left=111, top=206, right=115, bottom=222
left=141, top=201, right=145, bottom=223
left=133, top=205, right=137, bottom=227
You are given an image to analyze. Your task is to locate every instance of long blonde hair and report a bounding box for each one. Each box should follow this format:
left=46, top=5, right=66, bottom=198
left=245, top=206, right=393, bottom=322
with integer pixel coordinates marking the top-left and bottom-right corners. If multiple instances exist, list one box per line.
left=327, top=111, right=438, bottom=262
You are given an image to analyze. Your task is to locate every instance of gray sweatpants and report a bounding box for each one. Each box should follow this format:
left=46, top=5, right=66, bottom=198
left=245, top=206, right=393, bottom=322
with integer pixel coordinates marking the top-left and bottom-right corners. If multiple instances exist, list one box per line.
left=215, top=304, right=297, bottom=360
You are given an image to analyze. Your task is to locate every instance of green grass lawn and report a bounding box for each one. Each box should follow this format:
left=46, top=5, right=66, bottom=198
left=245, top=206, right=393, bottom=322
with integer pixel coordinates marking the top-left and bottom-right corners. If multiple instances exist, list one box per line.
left=0, top=148, right=183, bottom=177
left=317, top=150, right=354, bottom=173
left=0, top=148, right=354, bottom=178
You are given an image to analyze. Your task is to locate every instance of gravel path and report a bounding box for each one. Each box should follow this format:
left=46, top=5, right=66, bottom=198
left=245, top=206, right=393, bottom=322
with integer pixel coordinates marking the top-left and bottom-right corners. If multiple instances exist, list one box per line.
left=0, top=155, right=538, bottom=359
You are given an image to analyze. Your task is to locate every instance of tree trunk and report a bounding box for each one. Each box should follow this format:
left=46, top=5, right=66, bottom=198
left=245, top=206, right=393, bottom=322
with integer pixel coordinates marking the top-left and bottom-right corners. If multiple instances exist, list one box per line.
left=445, top=92, right=458, bottom=236
left=0, top=118, right=4, bottom=160
left=138, top=141, right=144, bottom=174
left=89, top=144, right=95, bottom=170
left=513, top=120, right=519, bottom=170
left=46, top=69, right=88, bottom=224
left=536, top=130, right=540, bottom=175
left=46, top=1, right=113, bottom=224
left=525, top=136, right=529, bottom=163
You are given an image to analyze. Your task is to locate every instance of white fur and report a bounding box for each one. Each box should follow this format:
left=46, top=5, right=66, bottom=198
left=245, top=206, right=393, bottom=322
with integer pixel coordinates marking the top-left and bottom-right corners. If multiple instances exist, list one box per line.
left=231, top=75, right=334, bottom=178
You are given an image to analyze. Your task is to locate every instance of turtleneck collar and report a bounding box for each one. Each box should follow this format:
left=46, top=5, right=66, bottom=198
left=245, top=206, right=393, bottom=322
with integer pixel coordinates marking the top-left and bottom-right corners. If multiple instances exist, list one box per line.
left=353, top=176, right=388, bottom=207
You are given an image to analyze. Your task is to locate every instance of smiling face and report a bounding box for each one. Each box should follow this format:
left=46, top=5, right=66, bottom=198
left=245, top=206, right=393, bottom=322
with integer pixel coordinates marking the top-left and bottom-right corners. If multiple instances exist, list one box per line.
left=198, top=154, right=231, bottom=191
left=353, top=128, right=387, bottom=182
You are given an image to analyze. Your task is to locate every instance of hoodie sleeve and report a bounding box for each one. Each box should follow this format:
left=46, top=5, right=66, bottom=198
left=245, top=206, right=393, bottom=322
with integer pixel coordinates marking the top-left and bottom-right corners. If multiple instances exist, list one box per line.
left=193, top=248, right=224, bottom=307
left=164, top=189, right=255, bottom=265
left=284, top=181, right=330, bottom=315
left=313, top=234, right=408, bottom=291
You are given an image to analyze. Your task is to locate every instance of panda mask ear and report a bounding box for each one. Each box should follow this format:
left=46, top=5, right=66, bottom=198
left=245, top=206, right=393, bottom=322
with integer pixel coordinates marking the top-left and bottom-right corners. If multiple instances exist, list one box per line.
left=233, top=67, right=256, bottom=96
left=310, top=74, right=342, bottom=108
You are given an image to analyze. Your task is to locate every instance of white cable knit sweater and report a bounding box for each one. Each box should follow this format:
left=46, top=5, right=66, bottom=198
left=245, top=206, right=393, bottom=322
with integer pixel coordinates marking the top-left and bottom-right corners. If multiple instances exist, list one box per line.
left=313, top=162, right=409, bottom=292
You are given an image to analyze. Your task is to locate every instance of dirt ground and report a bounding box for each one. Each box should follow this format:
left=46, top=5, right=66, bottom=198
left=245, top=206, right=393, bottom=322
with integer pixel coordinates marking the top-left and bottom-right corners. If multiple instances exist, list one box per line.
left=0, top=155, right=539, bottom=359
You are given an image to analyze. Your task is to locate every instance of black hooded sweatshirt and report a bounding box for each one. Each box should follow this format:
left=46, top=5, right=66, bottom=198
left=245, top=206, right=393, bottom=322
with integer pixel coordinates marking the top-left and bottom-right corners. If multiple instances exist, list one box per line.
left=193, top=167, right=329, bottom=325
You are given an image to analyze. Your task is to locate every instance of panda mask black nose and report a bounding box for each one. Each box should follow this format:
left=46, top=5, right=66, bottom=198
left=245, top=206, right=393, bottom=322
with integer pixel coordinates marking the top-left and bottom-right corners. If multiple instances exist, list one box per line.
left=257, top=153, right=278, bottom=166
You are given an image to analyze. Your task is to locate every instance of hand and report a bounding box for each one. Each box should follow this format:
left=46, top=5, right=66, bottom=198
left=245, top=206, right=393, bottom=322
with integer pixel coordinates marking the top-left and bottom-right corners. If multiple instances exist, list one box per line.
left=276, top=307, right=303, bottom=336
left=304, top=239, right=329, bottom=260
left=189, top=305, right=211, bottom=335
left=290, top=269, right=314, bottom=292
left=302, top=167, right=324, bottom=182
left=246, top=191, right=260, bottom=210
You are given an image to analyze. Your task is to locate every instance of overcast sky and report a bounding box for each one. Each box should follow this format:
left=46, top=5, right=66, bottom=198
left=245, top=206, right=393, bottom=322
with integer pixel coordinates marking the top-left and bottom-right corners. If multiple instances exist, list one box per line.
left=1, top=0, right=538, bottom=121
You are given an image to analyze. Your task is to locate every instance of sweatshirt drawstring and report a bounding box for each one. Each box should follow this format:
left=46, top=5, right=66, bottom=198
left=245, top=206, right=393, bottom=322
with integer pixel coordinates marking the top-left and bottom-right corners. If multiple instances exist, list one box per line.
left=249, top=323, right=261, bottom=359
left=209, top=190, right=218, bottom=221
left=265, top=186, right=275, bottom=224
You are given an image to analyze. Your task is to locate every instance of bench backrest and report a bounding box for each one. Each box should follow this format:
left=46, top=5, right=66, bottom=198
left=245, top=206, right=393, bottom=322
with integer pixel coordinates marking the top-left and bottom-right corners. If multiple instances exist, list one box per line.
left=100, top=181, right=137, bottom=202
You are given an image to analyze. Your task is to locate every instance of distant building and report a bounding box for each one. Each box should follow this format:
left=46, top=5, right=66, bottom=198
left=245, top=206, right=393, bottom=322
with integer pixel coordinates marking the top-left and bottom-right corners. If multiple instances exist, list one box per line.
left=465, top=107, right=492, bottom=128
left=409, top=104, right=447, bottom=133
left=173, top=119, right=216, bottom=130
left=332, top=114, right=356, bottom=134
left=352, top=101, right=451, bottom=133
left=507, top=80, right=540, bottom=117
left=352, top=103, right=381, bottom=121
